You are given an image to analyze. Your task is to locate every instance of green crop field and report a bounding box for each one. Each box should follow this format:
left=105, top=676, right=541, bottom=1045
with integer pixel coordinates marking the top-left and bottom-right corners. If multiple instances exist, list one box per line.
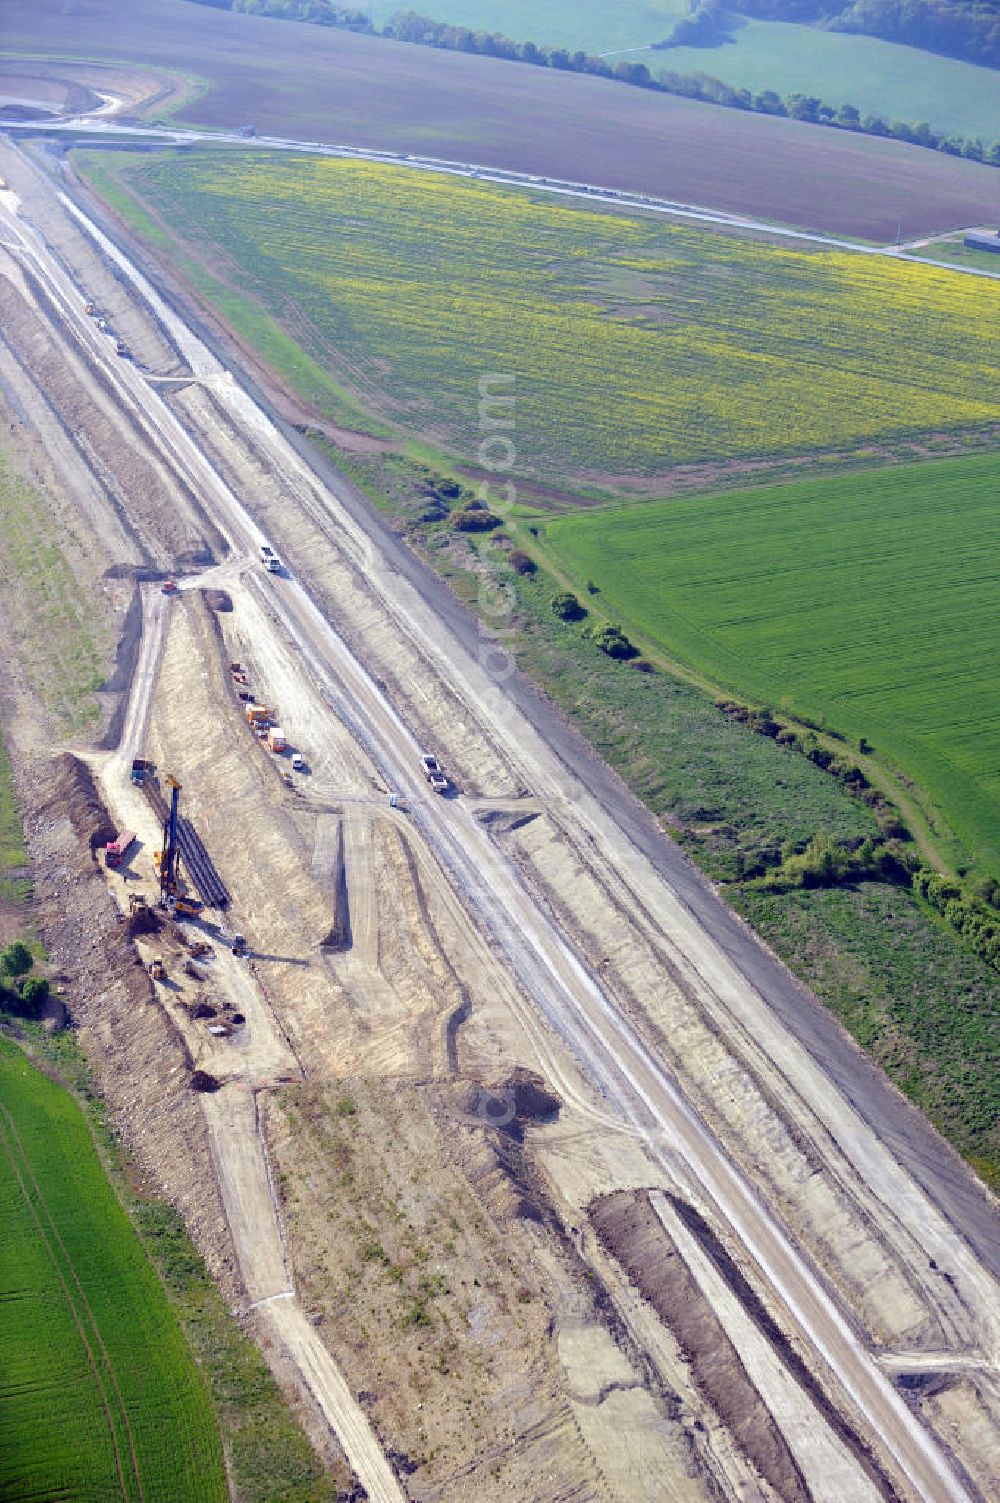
left=369, top=2, right=1000, bottom=141
left=663, top=22, right=1000, bottom=142
left=88, top=150, right=1000, bottom=484
left=0, top=1036, right=226, bottom=1503
left=365, top=0, right=688, bottom=52
left=543, top=453, right=1000, bottom=876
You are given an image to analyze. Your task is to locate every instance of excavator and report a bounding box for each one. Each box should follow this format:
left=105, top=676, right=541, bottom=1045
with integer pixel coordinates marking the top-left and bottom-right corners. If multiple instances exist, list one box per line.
left=153, top=775, right=204, bottom=918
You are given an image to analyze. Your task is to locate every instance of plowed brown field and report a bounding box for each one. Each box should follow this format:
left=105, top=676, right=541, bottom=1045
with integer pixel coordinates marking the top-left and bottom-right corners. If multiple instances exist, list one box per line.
left=5, top=0, right=1000, bottom=239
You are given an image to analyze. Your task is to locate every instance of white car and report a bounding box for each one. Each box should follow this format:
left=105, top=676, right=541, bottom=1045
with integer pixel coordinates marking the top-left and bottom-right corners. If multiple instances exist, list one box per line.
left=428, top=772, right=449, bottom=794
left=265, top=556, right=282, bottom=573
left=420, top=753, right=440, bottom=774
left=290, top=753, right=305, bottom=772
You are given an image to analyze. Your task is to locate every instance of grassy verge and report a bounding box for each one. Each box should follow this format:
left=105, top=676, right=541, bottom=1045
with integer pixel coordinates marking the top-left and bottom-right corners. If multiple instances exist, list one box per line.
left=0, top=731, right=30, bottom=910
left=2, top=1023, right=341, bottom=1503
left=0, top=454, right=108, bottom=735
left=905, top=243, right=1000, bottom=275
left=338, top=449, right=1000, bottom=1189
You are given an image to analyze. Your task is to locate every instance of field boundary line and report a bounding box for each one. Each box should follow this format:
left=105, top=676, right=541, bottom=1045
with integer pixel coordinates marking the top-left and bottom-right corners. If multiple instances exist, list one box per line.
left=0, top=1098, right=146, bottom=1503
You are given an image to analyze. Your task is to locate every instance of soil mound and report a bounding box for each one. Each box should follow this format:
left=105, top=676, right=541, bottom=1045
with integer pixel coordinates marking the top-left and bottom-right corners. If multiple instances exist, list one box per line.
left=466, top=1068, right=560, bottom=1143
left=190, top=1069, right=221, bottom=1093
left=507, top=1067, right=560, bottom=1127
left=203, top=589, right=233, bottom=613
left=127, top=904, right=160, bottom=938
left=43, top=754, right=116, bottom=852
left=592, top=1189, right=812, bottom=1503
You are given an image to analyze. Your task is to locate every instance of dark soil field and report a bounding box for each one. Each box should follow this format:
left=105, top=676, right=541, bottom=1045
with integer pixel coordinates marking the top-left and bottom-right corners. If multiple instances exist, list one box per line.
left=6, top=0, right=1000, bottom=239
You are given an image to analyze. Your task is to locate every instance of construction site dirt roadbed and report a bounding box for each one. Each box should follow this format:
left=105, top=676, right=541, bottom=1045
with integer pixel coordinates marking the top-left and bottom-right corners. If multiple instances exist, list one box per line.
left=1, top=132, right=999, bottom=1503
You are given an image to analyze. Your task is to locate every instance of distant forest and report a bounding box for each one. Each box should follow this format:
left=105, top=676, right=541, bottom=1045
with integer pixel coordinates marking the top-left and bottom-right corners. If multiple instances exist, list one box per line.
left=721, top=0, right=1000, bottom=69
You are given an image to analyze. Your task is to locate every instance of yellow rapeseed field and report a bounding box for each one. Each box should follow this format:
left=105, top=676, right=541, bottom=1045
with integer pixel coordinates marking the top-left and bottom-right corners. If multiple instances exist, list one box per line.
left=128, top=151, right=1000, bottom=477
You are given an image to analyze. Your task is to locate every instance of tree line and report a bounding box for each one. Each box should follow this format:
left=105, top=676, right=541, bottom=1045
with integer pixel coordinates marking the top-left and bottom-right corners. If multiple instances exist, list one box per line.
left=189, top=1, right=1000, bottom=170
left=721, top=0, right=1000, bottom=70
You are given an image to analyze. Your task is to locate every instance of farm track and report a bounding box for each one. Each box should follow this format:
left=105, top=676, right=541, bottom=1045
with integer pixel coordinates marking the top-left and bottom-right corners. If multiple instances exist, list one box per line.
left=1, top=136, right=999, bottom=1502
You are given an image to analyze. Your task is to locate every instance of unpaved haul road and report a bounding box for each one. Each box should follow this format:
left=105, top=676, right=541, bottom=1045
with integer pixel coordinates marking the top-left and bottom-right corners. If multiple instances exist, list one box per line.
left=0, top=191, right=410, bottom=1503
left=1, top=161, right=993, bottom=1502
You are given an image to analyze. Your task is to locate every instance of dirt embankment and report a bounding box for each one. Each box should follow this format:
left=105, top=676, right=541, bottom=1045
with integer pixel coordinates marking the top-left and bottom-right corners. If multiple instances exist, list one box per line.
left=25, top=752, right=241, bottom=1297
left=591, top=1190, right=911, bottom=1503
left=592, top=1189, right=811, bottom=1503
left=266, top=1075, right=696, bottom=1503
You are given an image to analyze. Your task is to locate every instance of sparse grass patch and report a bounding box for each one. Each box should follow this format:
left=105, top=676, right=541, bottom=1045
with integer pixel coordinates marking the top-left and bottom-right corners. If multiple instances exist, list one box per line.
left=0, top=732, right=30, bottom=913
left=0, top=455, right=108, bottom=733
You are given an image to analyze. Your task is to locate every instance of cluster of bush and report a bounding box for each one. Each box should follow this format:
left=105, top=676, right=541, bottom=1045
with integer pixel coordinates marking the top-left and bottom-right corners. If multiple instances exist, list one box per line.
left=758, top=830, right=913, bottom=891
left=655, top=62, right=1000, bottom=164
left=548, top=592, right=643, bottom=660
left=911, top=866, right=1000, bottom=969
left=715, top=700, right=907, bottom=838
left=0, top=941, right=50, bottom=1020
left=408, top=468, right=474, bottom=523
left=452, top=501, right=502, bottom=532
left=198, top=0, right=375, bottom=27
left=716, top=698, right=1000, bottom=968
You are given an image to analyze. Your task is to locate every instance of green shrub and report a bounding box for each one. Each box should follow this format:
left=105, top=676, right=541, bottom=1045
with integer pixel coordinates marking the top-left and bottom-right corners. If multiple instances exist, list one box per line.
left=589, top=623, right=637, bottom=660
left=1, top=940, right=32, bottom=978
left=19, top=976, right=50, bottom=1018
left=453, top=508, right=501, bottom=532
left=551, top=591, right=584, bottom=621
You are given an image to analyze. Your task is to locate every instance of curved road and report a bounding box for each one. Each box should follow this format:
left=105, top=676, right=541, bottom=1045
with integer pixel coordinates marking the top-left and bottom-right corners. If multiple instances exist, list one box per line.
left=5, top=110, right=1000, bottom=281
